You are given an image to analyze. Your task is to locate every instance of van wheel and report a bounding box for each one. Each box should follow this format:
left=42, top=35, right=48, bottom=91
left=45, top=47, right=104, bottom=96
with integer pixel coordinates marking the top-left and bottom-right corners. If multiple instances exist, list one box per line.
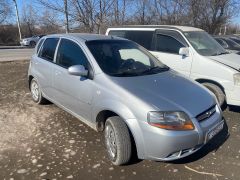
left=30, top=78, right=47, bottom=104
left=202, top=83, right=225, bottom=107
left=104, top=116, right=132, bottom=165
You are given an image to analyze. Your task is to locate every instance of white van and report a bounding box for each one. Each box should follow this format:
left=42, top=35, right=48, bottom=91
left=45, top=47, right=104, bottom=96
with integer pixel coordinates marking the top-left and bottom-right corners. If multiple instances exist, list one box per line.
left=106, top=25, right=240, bottom=107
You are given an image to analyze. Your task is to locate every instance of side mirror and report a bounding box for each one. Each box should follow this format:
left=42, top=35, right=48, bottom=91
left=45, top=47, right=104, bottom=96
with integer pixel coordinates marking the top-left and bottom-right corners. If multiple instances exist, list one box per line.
left=179, top=47, right=189, bottom=57
left=68, top=65, right=88, bottom=77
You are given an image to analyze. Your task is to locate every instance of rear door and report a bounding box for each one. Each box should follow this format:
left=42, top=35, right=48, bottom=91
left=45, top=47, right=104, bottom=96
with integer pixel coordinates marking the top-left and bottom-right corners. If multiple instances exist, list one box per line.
left=34, top=37, right=59, bottom=98
left=52, top=38, right=94, bottom=121
left=150, top=30, right=193, bottom=77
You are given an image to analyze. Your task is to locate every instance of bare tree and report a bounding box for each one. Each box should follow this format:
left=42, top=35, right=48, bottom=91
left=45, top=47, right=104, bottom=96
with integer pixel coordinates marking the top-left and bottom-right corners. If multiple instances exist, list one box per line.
left=21, top=3, right=38, bottom=37
left=0, top=0, right=11, bottom=24
left=37, top=0, right=69, bottom=33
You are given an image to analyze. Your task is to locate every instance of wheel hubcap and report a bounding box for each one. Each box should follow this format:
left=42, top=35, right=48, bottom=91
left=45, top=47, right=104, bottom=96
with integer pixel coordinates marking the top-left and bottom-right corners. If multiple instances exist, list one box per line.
left=31, top=81, right=39, bottom=101
left=105, top=125, right=117, bottom=159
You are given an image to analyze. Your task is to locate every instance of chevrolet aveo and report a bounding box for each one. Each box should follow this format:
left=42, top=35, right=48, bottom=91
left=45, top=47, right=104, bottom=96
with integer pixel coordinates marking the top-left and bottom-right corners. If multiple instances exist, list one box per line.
left=28, top=34, right=224, bottom=165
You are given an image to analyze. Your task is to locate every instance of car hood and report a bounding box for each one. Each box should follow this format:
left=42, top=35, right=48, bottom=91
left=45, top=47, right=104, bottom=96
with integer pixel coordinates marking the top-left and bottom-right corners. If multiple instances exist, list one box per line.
left=109, top=70, right=215, bottom=117
left=208, top=53, right=240, bottom=71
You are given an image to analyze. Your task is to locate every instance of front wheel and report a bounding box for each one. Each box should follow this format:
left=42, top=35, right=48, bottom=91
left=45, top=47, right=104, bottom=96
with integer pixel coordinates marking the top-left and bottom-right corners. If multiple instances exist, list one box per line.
left=202, top=83, right=225, bottom=107
left=104, top=116, right=132, bottom=165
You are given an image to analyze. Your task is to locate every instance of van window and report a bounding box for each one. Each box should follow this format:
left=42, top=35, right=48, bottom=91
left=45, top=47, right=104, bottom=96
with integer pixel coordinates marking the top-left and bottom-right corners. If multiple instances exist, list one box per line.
left=155, top=34, right=184, bottom=54
left=39, top=38, right=59, bottom=62
left=108, top=30, right=126, bottom=38
left=56, top=39, right=88, bottom=68
left=125, top=31, right=154, bottom=50
left=109, top=30, right=154, bottom=50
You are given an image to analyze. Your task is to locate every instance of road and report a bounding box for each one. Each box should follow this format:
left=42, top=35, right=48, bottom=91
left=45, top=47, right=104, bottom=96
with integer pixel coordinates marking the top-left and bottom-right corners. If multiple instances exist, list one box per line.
left=0, top=48, right=34, bottom=62
left=0, top=60, right=239, bottom=180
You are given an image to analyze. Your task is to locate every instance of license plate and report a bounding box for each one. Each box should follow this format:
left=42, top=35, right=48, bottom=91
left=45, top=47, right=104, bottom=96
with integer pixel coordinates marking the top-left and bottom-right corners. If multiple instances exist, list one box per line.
left=206, top=122, right=224, bottom=142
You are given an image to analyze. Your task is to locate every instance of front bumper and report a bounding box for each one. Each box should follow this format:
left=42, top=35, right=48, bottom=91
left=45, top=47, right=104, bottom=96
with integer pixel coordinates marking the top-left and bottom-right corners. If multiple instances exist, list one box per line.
left=135, top=105, right=223, bottom=161
left=226, top=85, right=240, bottom=106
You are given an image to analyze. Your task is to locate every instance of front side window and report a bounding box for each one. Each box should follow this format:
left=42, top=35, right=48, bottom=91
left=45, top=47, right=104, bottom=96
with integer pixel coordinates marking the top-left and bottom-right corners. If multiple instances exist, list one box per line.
left=86, top=40, right=168, bottom=77
left=56, top=39, right=88, bottom=68
left=155, top=34, right=185, bottom=54
left=39, top=38, right=59, bottom=62
left=184, top=31, right=227, bottom=56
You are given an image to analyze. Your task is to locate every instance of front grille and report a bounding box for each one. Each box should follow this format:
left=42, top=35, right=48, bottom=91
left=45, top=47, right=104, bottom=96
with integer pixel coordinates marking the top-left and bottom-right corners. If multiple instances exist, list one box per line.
left=196, top=105, right=216, bottom=122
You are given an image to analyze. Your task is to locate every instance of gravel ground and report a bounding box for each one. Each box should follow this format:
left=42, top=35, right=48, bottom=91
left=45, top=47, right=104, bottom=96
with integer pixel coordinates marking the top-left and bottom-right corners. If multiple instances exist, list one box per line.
left=0, top=61, right=239, bottom=180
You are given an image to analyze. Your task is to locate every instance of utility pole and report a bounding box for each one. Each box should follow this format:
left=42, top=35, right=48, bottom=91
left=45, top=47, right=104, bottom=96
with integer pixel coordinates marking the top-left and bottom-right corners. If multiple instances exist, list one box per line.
left=13, top=0, right=22, bottom=41
left=64, top=0, right=69, bottom=33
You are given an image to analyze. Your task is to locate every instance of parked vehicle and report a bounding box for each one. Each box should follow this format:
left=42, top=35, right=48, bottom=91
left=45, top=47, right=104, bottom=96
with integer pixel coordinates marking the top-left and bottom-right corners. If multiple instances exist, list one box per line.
left=214, top=36, right=240, bottom=55
left=229, top=37, right=240, bottom=45
left=28, top=34, right=224, bottom=165
left=20, top=35, right=45, bottom=47
left=106, top=25, right=240, bottom=107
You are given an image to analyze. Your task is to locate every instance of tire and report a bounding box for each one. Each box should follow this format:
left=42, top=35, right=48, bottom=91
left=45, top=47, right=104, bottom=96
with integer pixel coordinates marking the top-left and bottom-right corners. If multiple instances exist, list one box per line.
left=104, top=116, right=132, bottom=165
left=30, top=78, right=47, bottom=104
left=202, top=83, right=225, bottom=107
left=30, top=41, right=36, bottom=47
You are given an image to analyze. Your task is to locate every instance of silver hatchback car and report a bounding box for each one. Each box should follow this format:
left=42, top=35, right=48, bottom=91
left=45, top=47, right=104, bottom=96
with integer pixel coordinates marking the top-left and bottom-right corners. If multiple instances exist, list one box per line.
left=28, top=34, right=224, bottom=165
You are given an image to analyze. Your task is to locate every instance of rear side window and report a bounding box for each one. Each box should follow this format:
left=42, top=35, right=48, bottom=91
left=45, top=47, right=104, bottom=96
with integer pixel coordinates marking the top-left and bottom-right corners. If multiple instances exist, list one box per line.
left=39, top=38, right=59, bottom=62
left=155, top=34, right=184, bottom=54
left=56, top=39, right=88, bottom=68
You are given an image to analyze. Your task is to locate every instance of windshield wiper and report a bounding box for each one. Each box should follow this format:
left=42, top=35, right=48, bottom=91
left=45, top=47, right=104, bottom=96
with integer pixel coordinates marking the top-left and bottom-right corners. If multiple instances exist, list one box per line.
left=109, top=71, right=140, bottom=77
left=141, top=66, right=169, bottom=75
left=212, top=51, right=229, bottom=56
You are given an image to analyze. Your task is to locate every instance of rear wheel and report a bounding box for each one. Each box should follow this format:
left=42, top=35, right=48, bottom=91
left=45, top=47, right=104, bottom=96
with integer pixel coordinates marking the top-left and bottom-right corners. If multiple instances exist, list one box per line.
left=30, top=78, right=47, bottom=104
left=104, top=116, right=132, bottom=165
left=202, top=82, right=225, bottom=107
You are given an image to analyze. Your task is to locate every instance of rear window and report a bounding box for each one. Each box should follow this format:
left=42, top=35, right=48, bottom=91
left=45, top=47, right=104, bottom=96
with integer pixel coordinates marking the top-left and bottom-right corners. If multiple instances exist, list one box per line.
left=39, top=38, right=59, bottom=62
left=108, top=30, right=154, bottom=50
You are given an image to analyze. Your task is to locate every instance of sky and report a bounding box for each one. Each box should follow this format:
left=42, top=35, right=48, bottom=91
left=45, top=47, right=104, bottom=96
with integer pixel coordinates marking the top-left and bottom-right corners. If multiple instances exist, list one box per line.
left=12, top=0, right=240, bottom=26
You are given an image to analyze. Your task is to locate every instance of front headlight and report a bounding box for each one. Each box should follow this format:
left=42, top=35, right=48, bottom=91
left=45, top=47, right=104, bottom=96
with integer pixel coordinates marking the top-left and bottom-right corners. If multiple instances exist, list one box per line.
left=233, top=73, right=240, bottom=86
left=147, top=111, right=194, bottom=130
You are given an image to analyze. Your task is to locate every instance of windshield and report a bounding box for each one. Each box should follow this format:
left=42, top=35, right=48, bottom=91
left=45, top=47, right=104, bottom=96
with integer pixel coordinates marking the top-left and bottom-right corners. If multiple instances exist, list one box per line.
left=86, top=40, right=169, bottom=77
left=184, top=31, right=227, bottom=56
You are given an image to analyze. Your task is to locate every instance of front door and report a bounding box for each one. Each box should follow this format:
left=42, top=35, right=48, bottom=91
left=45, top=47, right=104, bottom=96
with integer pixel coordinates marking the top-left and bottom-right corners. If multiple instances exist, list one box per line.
left=52, top=38, right=94, bottom=121
left=150, top=30, right=193, bottom=77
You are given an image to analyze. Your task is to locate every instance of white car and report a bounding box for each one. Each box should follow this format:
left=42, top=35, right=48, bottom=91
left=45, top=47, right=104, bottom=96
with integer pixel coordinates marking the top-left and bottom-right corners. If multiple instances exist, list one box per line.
left=20, top=35, right=45, bottom=47
left=106, top=25, right=240, bottom=107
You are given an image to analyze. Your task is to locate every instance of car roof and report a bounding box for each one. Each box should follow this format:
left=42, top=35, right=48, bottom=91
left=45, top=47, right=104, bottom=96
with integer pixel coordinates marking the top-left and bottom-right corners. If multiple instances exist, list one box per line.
left=107, top=25, right=204, bottom=32
left=45, top=33, right=124, bottom=42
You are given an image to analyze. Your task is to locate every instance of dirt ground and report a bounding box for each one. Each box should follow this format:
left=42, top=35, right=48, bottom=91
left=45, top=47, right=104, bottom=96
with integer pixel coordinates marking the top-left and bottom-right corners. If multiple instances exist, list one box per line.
left=0, top=61, right=240, bottom=180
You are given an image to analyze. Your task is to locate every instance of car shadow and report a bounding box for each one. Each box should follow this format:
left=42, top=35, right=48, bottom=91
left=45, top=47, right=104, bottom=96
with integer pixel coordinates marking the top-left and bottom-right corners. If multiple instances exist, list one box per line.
left=228, top=105, right=240, bottom=113
left=170, top=119, right=229, bottom=164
